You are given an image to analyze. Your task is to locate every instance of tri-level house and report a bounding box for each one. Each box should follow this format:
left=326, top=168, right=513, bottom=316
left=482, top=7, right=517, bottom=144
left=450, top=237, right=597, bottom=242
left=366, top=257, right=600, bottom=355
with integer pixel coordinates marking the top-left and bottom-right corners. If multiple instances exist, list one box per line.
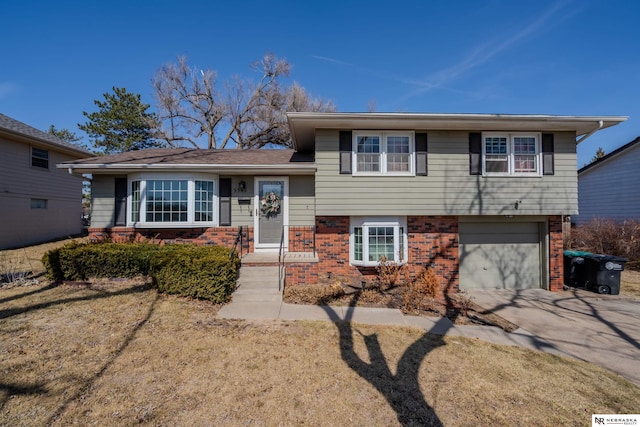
left=0, top=113, right=92, bottom=249
left=59, top=113, right=626, bottom=292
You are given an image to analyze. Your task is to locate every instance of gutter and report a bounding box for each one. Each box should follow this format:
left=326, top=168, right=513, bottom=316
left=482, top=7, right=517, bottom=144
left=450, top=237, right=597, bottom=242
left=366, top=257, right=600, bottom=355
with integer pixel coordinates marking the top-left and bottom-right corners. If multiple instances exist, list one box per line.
left=58, top=163, right=317, bottom=174
left=576, top=120, right=603, bottom=144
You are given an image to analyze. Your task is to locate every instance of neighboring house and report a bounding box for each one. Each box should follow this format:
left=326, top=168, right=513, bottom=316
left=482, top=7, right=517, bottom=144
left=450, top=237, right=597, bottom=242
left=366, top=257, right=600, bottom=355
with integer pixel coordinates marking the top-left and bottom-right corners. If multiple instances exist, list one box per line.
left=0, top=113, right=92, bottom=250
left=59, top=113, right=626, bottom=292
left=576, top=136, right=640, bottom=225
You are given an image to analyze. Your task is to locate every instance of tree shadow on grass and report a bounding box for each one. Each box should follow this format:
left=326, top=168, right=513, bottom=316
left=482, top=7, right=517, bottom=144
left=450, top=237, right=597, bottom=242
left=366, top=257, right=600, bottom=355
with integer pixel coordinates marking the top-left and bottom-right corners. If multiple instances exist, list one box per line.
left=322, top=293, right=449, bottom=427
left=0, top=283, right=153, bottom=320
left=45, top=288, right=160, bottom=424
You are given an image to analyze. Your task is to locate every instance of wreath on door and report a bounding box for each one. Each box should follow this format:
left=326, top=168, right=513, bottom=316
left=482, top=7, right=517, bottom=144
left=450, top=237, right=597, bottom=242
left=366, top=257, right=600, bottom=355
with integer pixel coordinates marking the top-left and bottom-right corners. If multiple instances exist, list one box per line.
left=260, top=192, right=281, bottom=216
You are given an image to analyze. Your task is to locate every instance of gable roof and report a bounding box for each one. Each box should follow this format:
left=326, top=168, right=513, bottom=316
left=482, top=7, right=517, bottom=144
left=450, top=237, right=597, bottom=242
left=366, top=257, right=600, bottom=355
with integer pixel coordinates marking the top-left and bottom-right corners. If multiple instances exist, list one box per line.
left=578, top=136, right=640, bottom=175
left=287, top=112, right=628, bottom=152
left=0, top=113, right=92, bottom=158
left=58, top=148, right=315, bottom=174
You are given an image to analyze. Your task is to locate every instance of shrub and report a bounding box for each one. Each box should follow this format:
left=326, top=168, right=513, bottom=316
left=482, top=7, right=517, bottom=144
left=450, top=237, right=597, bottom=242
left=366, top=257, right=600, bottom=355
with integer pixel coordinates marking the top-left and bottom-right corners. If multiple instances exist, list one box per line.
left=150, top=245, right=239, bottom=303
left=42, top=242, right=162, bottom=281
left=402, top=267, right=440, bottom=314
left=42, top=242, right=240, bottom=303
left=376, top=256, right=408, bottom=290
left=284, top=282, right=345, bottom=305
left=570, top=219, right=640, bottom=265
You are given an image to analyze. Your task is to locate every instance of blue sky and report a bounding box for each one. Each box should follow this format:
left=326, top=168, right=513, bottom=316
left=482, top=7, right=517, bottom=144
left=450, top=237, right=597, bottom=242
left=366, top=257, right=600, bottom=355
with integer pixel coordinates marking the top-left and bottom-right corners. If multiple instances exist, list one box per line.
left=2, top=0, right=639, bottom=166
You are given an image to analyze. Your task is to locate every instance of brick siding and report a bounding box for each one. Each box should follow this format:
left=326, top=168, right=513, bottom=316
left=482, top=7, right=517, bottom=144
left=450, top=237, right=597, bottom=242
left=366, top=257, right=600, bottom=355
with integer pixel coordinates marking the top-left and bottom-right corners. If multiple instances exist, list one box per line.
left=88, top=226, right=253, bottom=253
left=548, top=215, right=564, bottom=291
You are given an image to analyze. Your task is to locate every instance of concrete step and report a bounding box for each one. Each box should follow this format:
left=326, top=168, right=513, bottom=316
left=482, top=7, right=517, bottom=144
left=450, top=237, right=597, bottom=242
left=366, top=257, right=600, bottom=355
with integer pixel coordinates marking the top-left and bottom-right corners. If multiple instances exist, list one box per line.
left=232, top=293, right=283, bottom=303
left=233, top=265, right=282, bottom=303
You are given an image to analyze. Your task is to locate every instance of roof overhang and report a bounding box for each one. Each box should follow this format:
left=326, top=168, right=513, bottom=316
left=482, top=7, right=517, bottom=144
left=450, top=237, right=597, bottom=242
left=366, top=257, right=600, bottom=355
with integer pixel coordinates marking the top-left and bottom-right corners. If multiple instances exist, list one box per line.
left=57, top=163, right=316, bottom=175
left=0, top=128, right=92, bottom=158
left=287, top=112, right=628, bottom=152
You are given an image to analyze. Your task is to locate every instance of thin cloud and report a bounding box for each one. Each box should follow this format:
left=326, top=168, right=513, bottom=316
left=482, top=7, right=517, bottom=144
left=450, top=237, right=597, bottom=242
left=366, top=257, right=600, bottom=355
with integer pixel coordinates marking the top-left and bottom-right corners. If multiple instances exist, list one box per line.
left=405, top=1, right=570, bottom=100
left=0, top=82, right=19, bottom=99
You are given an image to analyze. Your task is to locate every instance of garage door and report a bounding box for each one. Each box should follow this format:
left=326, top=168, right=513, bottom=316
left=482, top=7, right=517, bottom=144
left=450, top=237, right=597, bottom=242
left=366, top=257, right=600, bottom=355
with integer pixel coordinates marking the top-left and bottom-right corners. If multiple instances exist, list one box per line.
left=459, top=222, right=542, bottom=290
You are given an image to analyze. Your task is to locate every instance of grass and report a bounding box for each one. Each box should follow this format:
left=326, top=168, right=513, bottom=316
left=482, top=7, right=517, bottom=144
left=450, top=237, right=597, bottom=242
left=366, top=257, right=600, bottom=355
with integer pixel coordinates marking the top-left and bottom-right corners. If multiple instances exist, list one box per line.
left=1, top=280, right=639, bottom=426
left=621, top=270, right=640, bottom=298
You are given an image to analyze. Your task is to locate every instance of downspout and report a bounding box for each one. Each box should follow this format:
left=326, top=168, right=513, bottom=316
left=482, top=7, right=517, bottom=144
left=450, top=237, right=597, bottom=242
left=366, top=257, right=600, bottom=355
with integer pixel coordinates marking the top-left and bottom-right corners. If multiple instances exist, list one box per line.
left=576, top=120, right=604, bottom=144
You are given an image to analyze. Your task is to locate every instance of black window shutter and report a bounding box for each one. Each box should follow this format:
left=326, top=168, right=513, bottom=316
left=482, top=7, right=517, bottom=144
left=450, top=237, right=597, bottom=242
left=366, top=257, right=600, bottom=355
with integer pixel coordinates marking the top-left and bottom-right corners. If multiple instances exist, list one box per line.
left=415, top=133, right=428, bottom=176
left=339, top=131, right=352, bottom=174
left=219, top=178, right=232, bottom=226
left=469, top=133, right=482, bottom=175
left=114, top=177, right=127, bottom=226
left=542, top=133, right=555, bottom=175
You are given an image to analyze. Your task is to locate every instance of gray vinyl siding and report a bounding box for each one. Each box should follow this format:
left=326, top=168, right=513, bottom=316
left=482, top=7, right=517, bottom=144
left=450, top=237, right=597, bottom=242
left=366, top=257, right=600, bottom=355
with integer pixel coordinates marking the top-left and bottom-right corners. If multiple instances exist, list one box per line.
left=289, top=175, right=315, bottom=225
left=577, top=143, right=640, bottom=224
left=316, top=129, right=577, bottom=216
left=228, top=176, right=253, bottom=227
left=90, top=175, right=116, bottom=227
left=0, top=138, right=84, bottom=249
left=89, top=174, right=314, bottom=228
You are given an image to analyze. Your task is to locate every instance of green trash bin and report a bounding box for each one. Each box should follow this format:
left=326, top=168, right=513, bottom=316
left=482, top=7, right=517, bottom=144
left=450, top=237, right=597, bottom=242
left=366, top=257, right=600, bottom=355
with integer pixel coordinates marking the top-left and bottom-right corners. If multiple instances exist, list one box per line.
left=563, top=250, right=592, bottom=288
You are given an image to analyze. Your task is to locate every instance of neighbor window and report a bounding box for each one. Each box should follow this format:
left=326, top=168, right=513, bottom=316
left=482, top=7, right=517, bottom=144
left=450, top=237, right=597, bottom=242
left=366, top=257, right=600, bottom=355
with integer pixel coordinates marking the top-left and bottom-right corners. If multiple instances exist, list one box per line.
left=483, top=133, right=540, bottom=175
left=30, top=198, right=47, bottom=209
left=31, top=147, right=49, bottom=169
left=351, top=217, right=407, bottom=266
left=129, top=174, right=217, bottom=226
left=354, top=132, right=414, bottom=175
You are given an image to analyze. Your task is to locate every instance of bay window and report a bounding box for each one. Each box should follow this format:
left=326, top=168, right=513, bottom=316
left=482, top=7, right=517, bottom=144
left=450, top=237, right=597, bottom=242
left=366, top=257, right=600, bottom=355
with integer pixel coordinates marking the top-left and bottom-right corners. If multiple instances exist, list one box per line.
left=128, top=174, right=217, bottom=226
left=351, top=217, right=407, bottom=266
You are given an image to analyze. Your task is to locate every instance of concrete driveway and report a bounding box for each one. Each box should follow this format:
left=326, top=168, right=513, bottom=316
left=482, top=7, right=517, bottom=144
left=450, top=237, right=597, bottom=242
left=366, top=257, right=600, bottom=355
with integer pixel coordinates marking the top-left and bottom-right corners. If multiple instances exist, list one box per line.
left=468, top=288, right=640, bottom=386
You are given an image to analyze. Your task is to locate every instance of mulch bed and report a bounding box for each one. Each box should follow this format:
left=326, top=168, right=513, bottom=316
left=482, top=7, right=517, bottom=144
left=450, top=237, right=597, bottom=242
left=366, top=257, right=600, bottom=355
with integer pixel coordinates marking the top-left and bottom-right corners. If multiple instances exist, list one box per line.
left=283, top=278, right=519, bottom=333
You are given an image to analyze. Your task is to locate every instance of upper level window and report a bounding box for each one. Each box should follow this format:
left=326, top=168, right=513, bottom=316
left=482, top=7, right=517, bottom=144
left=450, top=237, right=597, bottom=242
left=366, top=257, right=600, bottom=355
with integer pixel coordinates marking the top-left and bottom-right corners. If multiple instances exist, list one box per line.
left=483, top=133, right=540, bottom=176
left=353, top=132, right=414, bottom=175
left=129, top=174, right=217, bottom=227
left=31, top=147, right=49, bottom=169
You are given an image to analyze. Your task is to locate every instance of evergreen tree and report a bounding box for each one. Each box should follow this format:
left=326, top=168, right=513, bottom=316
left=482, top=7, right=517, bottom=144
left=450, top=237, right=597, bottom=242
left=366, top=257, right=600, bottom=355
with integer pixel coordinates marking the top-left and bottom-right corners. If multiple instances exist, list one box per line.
left=79, top=87, right=161, bottom=154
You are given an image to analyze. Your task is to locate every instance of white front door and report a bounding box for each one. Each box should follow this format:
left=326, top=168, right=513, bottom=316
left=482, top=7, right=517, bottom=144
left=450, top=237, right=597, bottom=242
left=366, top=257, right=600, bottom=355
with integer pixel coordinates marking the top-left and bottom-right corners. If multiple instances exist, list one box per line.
left=254, top=177, right=288, bottom=249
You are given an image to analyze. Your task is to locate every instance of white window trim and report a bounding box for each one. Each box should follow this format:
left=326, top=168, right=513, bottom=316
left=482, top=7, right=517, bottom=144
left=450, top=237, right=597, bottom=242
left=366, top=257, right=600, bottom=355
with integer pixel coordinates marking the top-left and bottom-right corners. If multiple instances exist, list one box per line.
left=482, top=132, right=542, bottom=177
left=127, top=173, right=218, bottom=228
left=352, top=131, right=415, bottom=176
left=350, top=216, right=408, bottom=267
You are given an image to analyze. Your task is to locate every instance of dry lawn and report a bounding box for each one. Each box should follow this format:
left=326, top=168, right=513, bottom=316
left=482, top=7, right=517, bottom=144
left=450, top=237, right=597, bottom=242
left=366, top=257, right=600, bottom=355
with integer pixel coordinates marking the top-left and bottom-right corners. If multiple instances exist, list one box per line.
left=1, top=280, right=639, bottom=426
left=0, top=237, right=87, bottom=282
left=621, top=270, right=640, bottom=299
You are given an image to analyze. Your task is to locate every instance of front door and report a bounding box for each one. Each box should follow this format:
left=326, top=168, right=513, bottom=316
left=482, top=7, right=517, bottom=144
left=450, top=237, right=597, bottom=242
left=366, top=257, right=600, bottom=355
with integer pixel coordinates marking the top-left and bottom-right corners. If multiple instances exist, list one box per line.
left=255, top=177, right=287, bottom=249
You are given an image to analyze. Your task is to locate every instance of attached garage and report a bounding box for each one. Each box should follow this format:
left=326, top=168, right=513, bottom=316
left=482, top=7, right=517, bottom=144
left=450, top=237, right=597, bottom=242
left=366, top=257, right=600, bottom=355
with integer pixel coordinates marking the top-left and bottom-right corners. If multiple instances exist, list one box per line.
left=459, top=220, right=546, bottom=290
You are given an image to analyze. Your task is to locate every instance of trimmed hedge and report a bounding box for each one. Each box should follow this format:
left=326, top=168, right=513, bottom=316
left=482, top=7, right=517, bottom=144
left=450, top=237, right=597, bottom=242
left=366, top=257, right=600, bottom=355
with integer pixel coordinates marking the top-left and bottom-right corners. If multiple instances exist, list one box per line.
left=42, top=243, right=240, bottom=303
left=150, top=246, right=240, bottom=303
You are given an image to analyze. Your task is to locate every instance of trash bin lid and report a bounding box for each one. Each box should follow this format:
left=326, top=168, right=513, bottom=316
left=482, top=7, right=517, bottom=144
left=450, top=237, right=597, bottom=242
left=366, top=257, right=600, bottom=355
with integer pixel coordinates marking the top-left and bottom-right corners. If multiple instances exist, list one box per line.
left=564, top=250, right=592, bottom=257
left=589, top=254, right=628, bottom=263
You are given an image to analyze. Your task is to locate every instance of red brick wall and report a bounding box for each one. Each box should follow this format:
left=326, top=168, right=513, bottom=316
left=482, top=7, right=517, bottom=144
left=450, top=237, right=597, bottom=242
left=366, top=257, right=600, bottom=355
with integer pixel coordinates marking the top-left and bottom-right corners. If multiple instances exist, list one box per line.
left=285, top=263, right=319, bottom=285
left=88, top=226, right=254, bottom=253
left=407, top=216, right=460, bottom=294
left=548, top=215, right=564, bottom=291
left=287, top=226, right=315, bottom=253
left=314, top=215, right=460, bottom=292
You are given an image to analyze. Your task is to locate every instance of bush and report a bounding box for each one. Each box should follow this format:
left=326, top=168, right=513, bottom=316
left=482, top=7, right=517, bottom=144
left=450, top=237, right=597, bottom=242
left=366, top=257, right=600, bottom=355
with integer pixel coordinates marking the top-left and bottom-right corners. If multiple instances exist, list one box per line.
left=42, top=242, right=240, bottom=303
left=571, top=219, right=640, bottom=265
left=150, top=245, right=239, bottom=303
left=42, top=242, right=162, bottom=281
left=402, top=267, right=440, bottom=314
left=284, top=283, right=345, bottom=305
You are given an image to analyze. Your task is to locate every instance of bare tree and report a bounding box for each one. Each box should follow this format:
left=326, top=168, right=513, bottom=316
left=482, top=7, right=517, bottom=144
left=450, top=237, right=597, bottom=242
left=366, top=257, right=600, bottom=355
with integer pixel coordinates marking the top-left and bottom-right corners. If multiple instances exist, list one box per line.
left=153, top=56, right=224, bottom=149
left=153, top=53, right=335, bottom=149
